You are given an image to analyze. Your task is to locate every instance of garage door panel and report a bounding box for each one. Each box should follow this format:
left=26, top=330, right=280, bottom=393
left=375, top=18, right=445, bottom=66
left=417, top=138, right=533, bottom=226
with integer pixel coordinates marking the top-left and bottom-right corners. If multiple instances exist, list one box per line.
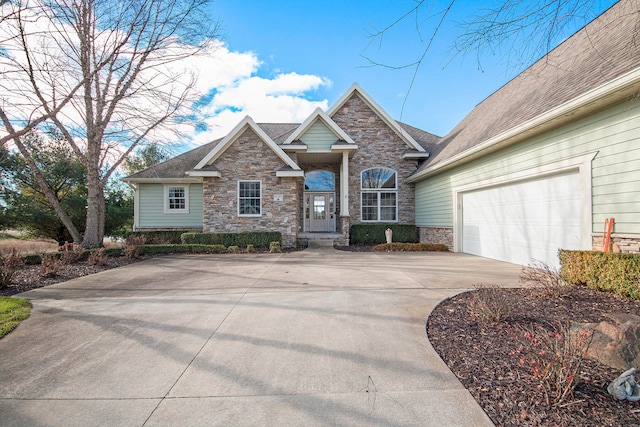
left=461, top=171, right=581, bottom=267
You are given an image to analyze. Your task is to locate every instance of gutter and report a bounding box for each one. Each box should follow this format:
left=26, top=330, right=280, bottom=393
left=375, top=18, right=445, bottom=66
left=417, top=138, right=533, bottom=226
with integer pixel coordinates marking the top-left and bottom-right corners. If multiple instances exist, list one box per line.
left=407, top=66, right=640, bottom=184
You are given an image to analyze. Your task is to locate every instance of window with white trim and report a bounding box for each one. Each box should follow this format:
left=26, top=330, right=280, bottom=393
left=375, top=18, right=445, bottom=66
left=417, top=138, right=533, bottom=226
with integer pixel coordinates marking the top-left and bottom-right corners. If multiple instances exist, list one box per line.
left=164, top=185, right=189, bottom=213
left=361, top=168, right=397, bottom=222
left=238, top=180, right=262, bottom=216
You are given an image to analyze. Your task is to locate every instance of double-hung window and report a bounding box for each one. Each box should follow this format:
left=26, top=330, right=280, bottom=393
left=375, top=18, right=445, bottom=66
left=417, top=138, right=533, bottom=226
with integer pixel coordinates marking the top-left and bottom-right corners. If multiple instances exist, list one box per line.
left=238, top=180, right=262, bottom=216
left=361, top=168, right=397, bottom=222
left=164, top=185, right=189, bottom=213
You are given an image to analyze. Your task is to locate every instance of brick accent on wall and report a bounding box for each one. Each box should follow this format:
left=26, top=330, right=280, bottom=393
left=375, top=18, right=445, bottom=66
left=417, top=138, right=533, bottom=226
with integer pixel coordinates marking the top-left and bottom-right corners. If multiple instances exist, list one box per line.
left=418, top=226, right=453, bottom=250
left=592, top=233, right=640, bottom=253
left=330, top=93, right=420, bottom=226
left=202, top=127, right=300, bottom=248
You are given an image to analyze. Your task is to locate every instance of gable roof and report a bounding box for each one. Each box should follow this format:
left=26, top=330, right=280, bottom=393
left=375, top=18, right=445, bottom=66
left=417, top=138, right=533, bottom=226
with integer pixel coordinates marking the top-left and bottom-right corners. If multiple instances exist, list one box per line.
left=193, top=116, right=301, bottom=172
left=328, top=83, right=427, bottom=153
left=282, top=107, right=357, bottom=146
left=409, top=0, right=640, bottom=182
left=123, top=123, right=299, bottom=182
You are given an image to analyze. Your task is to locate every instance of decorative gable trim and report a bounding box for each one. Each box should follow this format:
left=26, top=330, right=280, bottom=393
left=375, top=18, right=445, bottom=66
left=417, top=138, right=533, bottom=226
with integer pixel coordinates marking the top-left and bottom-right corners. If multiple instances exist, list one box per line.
left=282, top=107, right=357, bottom=146
left=193, top=116, right=301, bottom=173
left=327, top=83, right=426, bottom=153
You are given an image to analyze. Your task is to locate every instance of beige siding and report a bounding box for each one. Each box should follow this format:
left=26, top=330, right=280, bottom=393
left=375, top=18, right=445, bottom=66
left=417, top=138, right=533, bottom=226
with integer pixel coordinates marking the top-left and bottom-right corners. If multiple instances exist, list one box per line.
left=416, top=99, right=640, bottom=234
left=138, top=183, right=203, bottom=228
left=299, top=121, right=337, bottom=152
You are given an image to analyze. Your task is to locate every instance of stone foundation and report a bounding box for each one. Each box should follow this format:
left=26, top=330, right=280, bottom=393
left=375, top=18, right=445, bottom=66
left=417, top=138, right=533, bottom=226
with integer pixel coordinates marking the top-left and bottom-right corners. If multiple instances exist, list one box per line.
left=337, top=216, right=350, bottom=246
left=418, top=226, right=453, bottom=251
left=592, top=233, right=640, bottom=253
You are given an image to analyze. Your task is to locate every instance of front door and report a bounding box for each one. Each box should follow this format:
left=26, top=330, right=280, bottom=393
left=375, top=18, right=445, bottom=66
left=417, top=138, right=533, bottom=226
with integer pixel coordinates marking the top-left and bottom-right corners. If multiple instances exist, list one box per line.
left=306, top=192, right=335, bottom=232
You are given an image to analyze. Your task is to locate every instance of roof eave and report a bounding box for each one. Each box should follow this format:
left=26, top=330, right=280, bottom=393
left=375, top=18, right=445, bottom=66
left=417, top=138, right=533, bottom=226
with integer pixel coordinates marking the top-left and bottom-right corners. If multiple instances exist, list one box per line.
left=407, top=66, right=640, bottom=184
left=121, top=177, right=202, bottom=184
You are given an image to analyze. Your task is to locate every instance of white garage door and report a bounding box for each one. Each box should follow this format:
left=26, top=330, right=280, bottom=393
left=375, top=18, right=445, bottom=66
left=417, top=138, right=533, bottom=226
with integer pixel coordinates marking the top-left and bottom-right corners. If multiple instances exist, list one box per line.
left=461, top=171, right=582, bottom=267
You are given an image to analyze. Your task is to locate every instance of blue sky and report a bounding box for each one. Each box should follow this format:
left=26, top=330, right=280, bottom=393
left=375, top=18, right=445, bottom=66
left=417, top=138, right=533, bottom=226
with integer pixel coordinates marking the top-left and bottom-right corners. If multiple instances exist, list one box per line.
left=181, top=0, right=617, bottom=145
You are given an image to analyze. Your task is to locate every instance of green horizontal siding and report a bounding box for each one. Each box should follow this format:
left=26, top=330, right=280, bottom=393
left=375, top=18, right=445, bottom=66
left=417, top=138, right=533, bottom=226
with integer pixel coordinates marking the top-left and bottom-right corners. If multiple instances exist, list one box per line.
left=299, top=120, right=338, bottom=152
left=138, top=183, right=203, bottom=228
left=415, top=99, right=640, bottom=234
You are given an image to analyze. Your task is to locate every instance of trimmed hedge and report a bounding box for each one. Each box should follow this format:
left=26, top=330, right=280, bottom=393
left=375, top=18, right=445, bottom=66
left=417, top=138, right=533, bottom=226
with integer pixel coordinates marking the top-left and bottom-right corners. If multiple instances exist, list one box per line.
left=141, top=244, right=226, bottom=255
left=559, top=250, right=640, bottom=299
left=181, top=231, right=281, bottom=248
left=128, top=230, right=186, bottom=245
left=372, top=243, right=448, bottom=252
left=22, top=253, right=42, bottom=265
left=350, top=224, right=418, bottom=245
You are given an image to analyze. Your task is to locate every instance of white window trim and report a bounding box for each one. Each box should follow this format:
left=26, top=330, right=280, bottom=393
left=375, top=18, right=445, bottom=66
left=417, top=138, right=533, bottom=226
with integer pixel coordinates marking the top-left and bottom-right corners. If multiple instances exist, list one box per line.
left=360, top=167, right=397, bottom=190
left=360, top=167, right=398, bottom=222
left=164, top=184, right=189, bottom=214
left=360, top=191, right=399, bottom=223
left=238, top=180, right=262, bottom=217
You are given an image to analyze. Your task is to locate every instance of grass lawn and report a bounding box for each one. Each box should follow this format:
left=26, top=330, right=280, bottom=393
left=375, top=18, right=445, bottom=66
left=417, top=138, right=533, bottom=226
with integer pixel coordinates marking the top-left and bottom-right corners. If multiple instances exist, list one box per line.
left=0, top=297, right=31, bottom=338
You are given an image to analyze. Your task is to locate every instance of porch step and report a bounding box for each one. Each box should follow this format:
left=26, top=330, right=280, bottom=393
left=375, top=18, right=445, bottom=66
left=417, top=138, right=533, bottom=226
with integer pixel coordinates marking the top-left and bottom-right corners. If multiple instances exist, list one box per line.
left=307, top=239, right=336, bottom=249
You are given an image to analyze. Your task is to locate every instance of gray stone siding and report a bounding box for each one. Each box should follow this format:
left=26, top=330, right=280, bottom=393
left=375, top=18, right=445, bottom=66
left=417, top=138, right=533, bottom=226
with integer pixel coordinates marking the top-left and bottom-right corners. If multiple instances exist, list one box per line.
left=418, top=226, right=453, bottom=250
left=330, top=93, right=420, bottom=226
left=202, top=127, right=300, bottom=248
left=592, top=233, right=640, bottom=253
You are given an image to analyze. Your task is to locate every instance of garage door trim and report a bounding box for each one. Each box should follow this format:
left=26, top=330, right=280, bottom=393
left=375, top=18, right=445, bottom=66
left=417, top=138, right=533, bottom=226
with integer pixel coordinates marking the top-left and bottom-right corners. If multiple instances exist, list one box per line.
left=452, top=153, right=596, bottom=254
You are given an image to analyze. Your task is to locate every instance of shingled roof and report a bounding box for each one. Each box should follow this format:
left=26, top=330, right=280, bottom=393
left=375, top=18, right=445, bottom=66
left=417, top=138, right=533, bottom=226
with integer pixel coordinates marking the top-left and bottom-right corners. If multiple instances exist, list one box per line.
left=124, top=119, right=441, bottom=180
left=413, top=0, right=640, bottom=176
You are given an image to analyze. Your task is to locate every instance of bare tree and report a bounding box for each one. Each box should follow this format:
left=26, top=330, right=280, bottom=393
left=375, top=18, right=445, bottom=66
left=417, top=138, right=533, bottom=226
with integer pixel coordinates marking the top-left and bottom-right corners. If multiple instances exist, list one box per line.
left=1, top=0, right=219, bottom=247
left=363, top=0, right=617, bottom=116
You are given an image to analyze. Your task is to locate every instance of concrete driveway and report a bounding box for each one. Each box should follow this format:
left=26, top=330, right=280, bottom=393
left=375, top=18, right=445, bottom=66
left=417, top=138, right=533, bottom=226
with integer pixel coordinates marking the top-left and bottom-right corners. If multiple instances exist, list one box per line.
left=0, top=248, right=520, bottom=426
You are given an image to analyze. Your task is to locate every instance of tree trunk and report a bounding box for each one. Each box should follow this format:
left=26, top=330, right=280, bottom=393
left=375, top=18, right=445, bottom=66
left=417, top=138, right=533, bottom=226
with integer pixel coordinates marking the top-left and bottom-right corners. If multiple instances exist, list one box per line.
left=82, top=165, right=105, bottom=249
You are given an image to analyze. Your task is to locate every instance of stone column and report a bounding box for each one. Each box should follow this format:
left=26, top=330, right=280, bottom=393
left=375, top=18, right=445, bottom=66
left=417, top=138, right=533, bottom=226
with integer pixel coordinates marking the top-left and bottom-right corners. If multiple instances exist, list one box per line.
left=340, top=151, right=350, bottom=216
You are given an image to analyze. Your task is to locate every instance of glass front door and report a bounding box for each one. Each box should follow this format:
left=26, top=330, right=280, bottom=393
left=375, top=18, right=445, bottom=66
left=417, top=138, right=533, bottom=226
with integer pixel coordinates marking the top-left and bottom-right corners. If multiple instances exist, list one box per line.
left=306, top=192, right=335, bottom=232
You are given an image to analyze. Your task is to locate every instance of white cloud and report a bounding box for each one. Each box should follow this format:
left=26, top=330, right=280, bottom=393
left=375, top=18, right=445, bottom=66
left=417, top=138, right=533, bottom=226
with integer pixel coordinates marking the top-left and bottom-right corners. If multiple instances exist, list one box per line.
left=190, top=66, right=331, bottom=145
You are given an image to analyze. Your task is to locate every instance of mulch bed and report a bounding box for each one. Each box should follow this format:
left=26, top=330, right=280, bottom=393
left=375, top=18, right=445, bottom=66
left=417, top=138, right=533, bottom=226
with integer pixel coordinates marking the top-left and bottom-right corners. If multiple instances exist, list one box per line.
left=427, top=286, right=640, bottom=426
left=1, top=257, right=142, bottom=296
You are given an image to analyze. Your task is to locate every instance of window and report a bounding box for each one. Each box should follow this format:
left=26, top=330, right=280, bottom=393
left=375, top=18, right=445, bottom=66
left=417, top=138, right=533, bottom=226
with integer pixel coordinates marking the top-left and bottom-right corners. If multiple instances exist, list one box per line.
left=238, top=181, right=262, bottom=216
left=164, top=185, right=189, bottom=213
left=361, top=168, right=397, bottom=222
left=305, top=170, right=335, bottom=191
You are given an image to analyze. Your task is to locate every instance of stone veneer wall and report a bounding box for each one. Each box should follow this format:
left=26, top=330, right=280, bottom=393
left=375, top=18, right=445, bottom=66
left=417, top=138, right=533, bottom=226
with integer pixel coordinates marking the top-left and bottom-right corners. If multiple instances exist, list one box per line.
left=418, top=226, right=453, bottom=250
left=592, top=233, right=640, bottom=253
left=202, top=128, right=300, bottom=248
left=330, top=93, right=420, bottom=226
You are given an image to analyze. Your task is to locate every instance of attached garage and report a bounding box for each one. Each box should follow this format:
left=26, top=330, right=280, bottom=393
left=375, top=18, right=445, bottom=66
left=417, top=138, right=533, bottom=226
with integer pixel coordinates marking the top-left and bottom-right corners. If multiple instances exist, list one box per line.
left=460, top=171, right=582, bottom=267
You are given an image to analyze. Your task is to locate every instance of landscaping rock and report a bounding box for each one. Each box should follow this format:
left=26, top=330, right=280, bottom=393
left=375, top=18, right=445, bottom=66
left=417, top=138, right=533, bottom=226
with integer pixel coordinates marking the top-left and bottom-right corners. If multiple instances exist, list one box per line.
left=580, top=313, right=640, bottom=369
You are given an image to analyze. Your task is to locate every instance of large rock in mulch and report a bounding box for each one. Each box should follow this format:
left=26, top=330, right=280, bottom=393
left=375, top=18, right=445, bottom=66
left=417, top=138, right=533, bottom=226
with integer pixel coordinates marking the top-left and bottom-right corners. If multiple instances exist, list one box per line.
left=579, top=313, right=640, bottom=369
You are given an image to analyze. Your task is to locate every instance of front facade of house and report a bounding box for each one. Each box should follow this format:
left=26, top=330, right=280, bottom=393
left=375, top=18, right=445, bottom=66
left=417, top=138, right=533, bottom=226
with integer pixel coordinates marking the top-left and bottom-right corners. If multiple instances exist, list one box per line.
left=125, top=0, right=640, bottom=266
left=125, top=85, right=436, bottom=248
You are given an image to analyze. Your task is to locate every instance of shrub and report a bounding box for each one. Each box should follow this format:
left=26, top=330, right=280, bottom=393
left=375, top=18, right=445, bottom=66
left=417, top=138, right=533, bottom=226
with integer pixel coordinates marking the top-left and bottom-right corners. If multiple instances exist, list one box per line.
left=559, top=250, right=640, bottom=299
left=0, top=249, right=23, bottom=289
left=103, top=247, right=124, bottom=257
left=181, top=232, right=281, bottom=248
left=372, top=242, right=448, bottom=252
left=269, top=241, right=281, bottom=253
left=59, top=242, right=85, bottom=264
left=22, top=254, right=42, bottom=265
left=41, top=253, right=63, bottom=277
left=124, top=235, right=146, bottom=259
left=469, top=283, right=510, bottom=322
left=520, top=259, right=567, bottom=298
left=227, top=245, right=239, bottom=254
left=88, top=248, right=108, bottom=266
left=128, top=230, right=185, bottom=244
left=512, top=322, right=594, bottom=406
left=246, top=244, right=254, bottom=253
left=140, top=244, right=226, bottom=255
left=350, top=224, right=418, bottom=245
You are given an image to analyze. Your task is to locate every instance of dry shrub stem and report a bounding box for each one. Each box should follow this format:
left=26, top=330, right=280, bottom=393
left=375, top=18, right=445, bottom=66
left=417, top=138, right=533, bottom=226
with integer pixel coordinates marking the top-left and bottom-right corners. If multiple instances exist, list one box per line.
left=520, top=259, right=567, bottom=297
left=40, top=254, right=63, bottom=278
left=470, top=283, right=511, bottom=322
left=0, top=248, right=23, bottom=288
left=124, top=235, right=146, bottom=259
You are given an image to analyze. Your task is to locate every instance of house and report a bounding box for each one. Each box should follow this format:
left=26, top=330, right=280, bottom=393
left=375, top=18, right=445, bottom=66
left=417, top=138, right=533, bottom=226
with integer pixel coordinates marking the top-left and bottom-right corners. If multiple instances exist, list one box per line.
left=124, top=0, right=640, bottom=267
